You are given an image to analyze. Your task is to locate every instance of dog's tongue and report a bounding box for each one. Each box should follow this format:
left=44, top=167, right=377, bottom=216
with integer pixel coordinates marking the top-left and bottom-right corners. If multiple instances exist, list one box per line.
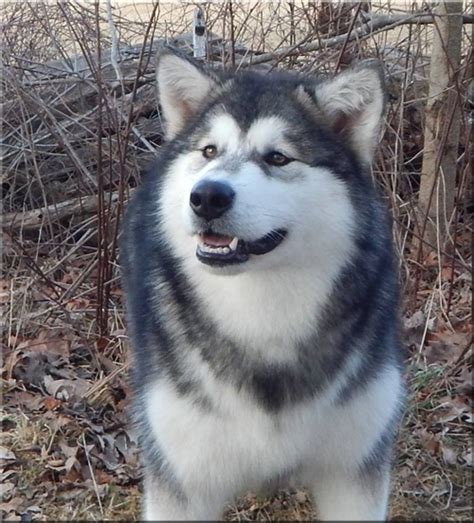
left=201, top=233, right=233, bottom=247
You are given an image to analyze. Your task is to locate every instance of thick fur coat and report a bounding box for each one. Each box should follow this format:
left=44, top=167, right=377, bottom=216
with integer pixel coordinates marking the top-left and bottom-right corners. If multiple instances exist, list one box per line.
left=120, top=48, right=404, bottom=520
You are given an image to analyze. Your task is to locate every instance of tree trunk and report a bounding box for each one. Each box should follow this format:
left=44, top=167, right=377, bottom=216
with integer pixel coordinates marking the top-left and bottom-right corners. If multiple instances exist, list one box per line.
left=417, top=2, right=463, bottom=250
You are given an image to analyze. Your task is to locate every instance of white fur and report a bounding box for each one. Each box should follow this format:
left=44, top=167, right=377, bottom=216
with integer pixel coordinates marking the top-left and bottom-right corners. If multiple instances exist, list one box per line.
left=246, top=115, right=299, bottom=158
left=156, top=53, right=218, bottom=139
left=198, top=113, right=242, bottom=153
left=159, top=114, right=355, bottom=351
left=145, top=365, right=402, bottom=520
left=147, top=106, right=396, bottom=519
left=316, top=66, right=384, bottom=165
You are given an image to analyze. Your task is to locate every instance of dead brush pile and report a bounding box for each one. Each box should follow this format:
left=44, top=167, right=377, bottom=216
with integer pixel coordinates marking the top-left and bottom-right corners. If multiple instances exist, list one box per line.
left=1, top=2, right=472, bottom=520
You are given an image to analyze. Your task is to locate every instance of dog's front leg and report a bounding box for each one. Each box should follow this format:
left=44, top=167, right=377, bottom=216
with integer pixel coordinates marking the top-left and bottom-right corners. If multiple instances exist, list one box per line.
left=311, top=468, right=390, bottom=521
left=142, top=470, right=223, bottom=521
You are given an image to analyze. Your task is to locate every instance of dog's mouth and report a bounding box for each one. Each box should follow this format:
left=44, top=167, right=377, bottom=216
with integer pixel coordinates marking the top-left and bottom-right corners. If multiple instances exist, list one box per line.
left=196, top=229, right=287, bottom=267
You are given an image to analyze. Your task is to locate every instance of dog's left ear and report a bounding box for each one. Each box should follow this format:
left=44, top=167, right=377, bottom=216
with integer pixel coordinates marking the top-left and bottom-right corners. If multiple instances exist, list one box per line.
left=156, top=47, right=221, bottom=139
left=314, top=60, right=385, bottom=165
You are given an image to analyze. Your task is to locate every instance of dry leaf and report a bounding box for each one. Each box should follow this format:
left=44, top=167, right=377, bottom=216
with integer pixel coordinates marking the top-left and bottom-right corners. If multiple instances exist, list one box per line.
left=441, top=444, right=458, bottom=465
left=461, top=451, right=472, bottom=467
left=43, top=375, right=90, bottom=402
left=0, top=496, right=23, bottom=513
left=295, top=490, right=307, bottom=503
left=43, top=397, right=62, bottom=410
left=0, top=447, right=16, bottom=462
left=0, top=481, right=15, bottom=499
left=433, top=396, right=470, bottom=424
left=455, top=367, right=473, bottom=396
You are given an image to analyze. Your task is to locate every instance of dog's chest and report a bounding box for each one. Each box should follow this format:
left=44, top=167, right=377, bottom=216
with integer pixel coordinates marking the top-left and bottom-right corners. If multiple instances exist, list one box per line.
left=145, top=376, right=333, bottom=492
left=185, top=265, right=339, bottom=360
left=144, top=363, right=400, bottom=494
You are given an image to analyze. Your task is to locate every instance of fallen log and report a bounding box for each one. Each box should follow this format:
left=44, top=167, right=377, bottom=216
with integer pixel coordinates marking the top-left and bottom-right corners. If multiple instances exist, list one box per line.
left=2, top=190, right=132, bottom=230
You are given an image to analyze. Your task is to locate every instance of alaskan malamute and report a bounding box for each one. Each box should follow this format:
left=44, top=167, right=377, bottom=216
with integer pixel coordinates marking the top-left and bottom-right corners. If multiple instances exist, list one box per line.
left=121, top=47, right=404, bottom=521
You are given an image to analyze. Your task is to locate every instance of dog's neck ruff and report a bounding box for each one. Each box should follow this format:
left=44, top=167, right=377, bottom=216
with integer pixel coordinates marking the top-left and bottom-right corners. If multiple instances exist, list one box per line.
left=183, top=260, right=344, bottom=362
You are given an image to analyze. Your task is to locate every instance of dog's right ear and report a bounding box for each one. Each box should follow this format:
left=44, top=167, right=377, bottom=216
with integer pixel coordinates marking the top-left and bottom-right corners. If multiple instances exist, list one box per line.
left=313, top=60, right=386, bottom=166
left=156, top=48, right=220, bottom=140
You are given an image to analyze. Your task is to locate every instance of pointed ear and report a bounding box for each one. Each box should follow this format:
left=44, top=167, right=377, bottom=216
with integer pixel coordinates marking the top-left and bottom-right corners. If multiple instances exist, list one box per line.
left=156, top=48, right=220, bottom=139
left=315, top=60, right=386, bottom=165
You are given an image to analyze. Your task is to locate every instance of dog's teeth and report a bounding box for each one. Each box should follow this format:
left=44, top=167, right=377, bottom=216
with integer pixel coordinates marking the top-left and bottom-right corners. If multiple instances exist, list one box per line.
left=229, top=237, right=238, bottom=251
left=199, top=243, right=231, bottom=255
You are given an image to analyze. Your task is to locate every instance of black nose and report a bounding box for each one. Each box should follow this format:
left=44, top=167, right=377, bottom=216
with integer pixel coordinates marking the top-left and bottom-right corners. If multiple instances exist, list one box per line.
left=190, top=181, right=235, bottom=221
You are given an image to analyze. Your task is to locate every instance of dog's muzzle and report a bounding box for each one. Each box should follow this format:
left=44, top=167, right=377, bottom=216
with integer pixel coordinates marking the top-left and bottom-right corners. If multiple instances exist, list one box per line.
left=189, top=180, right=287, bottom=266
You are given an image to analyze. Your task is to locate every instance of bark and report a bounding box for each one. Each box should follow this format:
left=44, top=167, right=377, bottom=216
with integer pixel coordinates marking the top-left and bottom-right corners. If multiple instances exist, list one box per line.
left=417, top=2, right=463, bottom=248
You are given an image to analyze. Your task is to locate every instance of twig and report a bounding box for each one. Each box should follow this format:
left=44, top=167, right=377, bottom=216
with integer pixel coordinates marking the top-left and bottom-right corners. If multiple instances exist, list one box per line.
left=334, top=2, right=363, bottom=73
left=105, top=0, right=124, bottom=93
left=82, top=433, right=104, bottom=517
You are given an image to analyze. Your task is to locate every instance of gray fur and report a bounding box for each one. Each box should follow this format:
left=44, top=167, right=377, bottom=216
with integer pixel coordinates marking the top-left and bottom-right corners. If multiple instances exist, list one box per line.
left=121, top=48, right=404, bottom=520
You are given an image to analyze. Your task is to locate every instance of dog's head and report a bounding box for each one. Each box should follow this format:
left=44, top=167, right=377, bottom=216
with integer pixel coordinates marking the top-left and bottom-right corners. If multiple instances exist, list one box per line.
left=155, top=48, right=385, bottom=275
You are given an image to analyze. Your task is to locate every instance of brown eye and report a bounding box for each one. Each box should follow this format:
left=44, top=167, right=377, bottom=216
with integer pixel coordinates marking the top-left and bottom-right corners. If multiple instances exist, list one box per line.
left=202, top=145, right=217, bottom=159
left=264, top=151, right=293, bottom=166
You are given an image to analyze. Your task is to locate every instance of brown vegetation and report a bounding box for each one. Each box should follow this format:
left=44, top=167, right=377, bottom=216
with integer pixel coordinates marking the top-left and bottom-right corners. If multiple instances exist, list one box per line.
left=1, top=2, right=472, bottom=520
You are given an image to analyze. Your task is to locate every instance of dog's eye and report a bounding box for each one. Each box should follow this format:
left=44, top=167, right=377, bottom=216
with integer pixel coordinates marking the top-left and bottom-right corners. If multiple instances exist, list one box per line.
left=202, top=145, right=217, bottom=159
left=264, top=151, right=293, bottom=166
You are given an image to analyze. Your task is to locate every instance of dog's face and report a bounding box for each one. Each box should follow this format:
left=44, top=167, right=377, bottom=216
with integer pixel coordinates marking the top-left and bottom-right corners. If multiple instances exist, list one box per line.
left=156, top=49, right=385, bottom=275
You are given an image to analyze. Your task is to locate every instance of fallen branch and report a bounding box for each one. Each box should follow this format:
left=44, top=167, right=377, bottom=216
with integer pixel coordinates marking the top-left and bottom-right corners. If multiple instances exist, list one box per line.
left=240, top=11, right=474, bottom=67
left=368, top=12, right=472, bottom=24
left=2, top=190, right=132, bottom=230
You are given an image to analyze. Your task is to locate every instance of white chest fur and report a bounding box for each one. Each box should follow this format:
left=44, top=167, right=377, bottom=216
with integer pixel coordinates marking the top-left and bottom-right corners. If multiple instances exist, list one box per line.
left=184, top=264, right=342, bottom=363
left=145, top=361, right=401, bottom=503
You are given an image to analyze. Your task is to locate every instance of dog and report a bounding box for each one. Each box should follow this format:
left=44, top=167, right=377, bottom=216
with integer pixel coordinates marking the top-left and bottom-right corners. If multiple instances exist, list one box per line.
left=120, top=47, right=404, bottom=521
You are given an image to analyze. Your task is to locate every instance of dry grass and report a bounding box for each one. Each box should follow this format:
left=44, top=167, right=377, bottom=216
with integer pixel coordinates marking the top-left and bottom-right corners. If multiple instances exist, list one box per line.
left=1, top=1, right=472, bottom=521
